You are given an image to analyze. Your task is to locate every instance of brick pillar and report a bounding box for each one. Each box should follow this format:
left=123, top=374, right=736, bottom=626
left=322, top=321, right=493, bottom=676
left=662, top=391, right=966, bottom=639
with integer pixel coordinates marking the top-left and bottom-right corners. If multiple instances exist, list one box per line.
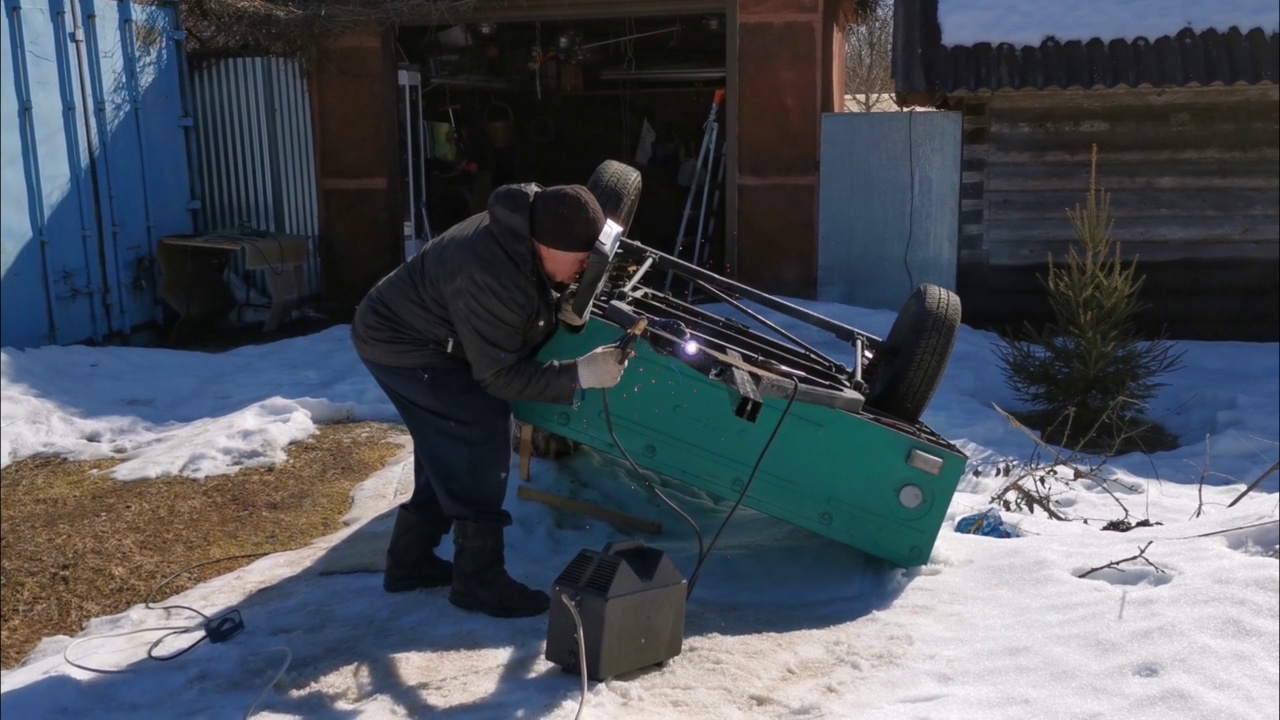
left=310, top=27, right=402, bottom=315
left=732, top=0, right=848, bottom=298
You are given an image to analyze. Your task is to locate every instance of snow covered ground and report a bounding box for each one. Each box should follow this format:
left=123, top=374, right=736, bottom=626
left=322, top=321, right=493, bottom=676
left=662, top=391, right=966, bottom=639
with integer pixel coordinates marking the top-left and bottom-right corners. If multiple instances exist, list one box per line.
left=937, top=0, right=1280, bottom=47
left=1, top=298, right=1277, bottom=720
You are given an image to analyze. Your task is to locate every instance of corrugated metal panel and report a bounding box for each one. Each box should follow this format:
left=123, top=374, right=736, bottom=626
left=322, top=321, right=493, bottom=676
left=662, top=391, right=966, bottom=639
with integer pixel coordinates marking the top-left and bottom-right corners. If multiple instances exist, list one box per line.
left=895, top=1, right=1280, bottom=97
left=190, top=56, right=321, bottom=301
left=81, top=0, right=194, bottom=336
left=817, top=110, right=962, bottom=312
left=3, top=0, right=96, bottom=347
left=2, top=0, right=193, bottom=350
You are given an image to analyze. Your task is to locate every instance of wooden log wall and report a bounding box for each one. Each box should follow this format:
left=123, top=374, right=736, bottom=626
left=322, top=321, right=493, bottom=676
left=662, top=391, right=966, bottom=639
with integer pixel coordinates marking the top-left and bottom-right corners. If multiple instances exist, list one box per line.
left=953, top=85, right=1280, bottom=341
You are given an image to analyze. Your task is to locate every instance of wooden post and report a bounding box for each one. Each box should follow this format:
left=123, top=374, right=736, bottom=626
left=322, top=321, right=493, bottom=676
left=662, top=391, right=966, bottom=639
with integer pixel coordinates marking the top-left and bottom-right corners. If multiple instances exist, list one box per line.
left=517, top=422, right=534, bottom=481
left=516, top=485, right=663, bottom=535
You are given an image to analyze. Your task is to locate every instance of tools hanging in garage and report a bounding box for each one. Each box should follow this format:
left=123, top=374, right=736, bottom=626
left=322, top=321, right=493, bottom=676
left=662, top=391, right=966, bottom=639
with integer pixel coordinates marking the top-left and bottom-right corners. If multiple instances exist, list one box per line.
left=397, top=67, right=433, bottom=260
left=666, top=88, right=726, bottom=298
left=395, top=16, right=729, bottom=253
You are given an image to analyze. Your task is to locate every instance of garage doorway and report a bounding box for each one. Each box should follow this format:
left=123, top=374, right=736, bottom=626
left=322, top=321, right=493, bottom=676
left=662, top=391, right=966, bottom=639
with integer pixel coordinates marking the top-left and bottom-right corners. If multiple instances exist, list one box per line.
left=393, top=12, right=728, bottom=269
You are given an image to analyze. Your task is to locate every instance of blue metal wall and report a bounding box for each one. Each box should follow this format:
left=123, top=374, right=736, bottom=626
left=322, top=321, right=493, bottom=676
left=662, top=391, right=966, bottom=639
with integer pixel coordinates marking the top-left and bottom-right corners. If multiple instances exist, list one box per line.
left=1, top=0, right=194, bottom=350
left=817, top=110, right=962, bottom=313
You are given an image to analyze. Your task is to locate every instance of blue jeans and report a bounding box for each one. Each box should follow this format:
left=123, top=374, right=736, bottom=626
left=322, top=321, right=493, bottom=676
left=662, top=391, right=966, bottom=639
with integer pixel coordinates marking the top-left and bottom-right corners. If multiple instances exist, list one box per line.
left=361, top=358, right=515, bottom=526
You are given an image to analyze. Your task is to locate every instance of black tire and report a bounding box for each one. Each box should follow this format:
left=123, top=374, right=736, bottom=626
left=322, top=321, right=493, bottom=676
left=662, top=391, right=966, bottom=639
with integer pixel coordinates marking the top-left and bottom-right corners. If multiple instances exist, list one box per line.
left=586, top=160, right=642, bottom=233
left=864, top=284, right=961, bottom=423
left=568, top=160, right=644, bottom=323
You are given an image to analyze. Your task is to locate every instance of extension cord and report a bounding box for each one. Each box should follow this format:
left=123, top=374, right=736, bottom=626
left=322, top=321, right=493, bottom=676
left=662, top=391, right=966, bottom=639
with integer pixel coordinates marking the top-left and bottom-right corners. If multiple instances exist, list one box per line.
left=61, top=617, right=291, bottom=719
left=559, top=372, right=799, bottom=718
left=58, top=552, right=297, bottom=718
left=561, top=594, right=589, bottom=720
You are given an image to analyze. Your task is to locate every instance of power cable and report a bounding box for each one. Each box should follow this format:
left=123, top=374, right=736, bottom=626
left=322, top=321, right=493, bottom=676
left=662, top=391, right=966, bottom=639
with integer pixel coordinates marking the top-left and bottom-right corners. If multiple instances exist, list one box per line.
left=685, top=376, right=799, bottom=596
left=60, top=551, right=296, bottom=719
left=599, top=353, right=800, bottom=599
left=602, top=386, right=705, bottom=565
left=560, top=593, right=589, bottom=720
left=576, top=356, right=797, bottom=719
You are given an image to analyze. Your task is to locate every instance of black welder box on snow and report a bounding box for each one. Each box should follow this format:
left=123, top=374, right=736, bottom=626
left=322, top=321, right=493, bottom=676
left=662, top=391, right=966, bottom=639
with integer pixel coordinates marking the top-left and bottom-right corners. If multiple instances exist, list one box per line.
left=545, top=539, right=687, bottom=682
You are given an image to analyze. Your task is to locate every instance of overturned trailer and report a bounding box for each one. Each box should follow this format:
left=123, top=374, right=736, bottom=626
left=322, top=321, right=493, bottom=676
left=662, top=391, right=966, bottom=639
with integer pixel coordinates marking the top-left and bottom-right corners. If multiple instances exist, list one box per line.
left=511, top=162, right=967, bottom=568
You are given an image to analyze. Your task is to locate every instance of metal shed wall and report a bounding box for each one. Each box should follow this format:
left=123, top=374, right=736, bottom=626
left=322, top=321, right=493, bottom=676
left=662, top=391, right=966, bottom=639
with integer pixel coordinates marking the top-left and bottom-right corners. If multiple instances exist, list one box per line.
left=2, top=0, right=195, bottom=350
left=190, top=56, right=322, bottom=299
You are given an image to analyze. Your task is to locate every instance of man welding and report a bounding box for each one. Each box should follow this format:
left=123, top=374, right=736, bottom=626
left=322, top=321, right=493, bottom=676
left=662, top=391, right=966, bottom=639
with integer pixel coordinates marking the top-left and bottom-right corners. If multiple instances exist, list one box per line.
left=351, top=184, right=630, bottom=618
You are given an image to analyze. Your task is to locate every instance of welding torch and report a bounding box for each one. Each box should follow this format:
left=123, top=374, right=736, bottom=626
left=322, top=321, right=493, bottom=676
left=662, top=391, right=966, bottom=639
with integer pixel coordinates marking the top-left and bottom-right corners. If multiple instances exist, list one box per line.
left=615, top=316, right=649, bottom=360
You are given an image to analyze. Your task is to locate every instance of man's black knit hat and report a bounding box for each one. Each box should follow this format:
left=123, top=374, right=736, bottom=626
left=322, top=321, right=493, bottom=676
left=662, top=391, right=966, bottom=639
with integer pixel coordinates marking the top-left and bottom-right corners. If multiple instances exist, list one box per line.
left=530, top=185, right=606, bottom=253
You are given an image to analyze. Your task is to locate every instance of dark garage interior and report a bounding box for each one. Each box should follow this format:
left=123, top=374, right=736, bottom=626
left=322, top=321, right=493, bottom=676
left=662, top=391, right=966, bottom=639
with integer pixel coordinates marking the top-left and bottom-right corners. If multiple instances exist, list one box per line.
left=393, top=14, right=729, bottom=268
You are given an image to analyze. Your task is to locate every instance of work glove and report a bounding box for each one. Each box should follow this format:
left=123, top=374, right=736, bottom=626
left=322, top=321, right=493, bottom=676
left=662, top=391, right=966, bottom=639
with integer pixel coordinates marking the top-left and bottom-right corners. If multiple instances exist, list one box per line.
left=576, top=346, right=628, bottom=389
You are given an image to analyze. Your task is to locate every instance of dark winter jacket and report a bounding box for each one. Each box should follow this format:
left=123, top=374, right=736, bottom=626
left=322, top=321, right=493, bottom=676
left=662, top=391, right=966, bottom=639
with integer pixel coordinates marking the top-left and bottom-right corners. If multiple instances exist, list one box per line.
left=350, top=184, right=579, bottom=405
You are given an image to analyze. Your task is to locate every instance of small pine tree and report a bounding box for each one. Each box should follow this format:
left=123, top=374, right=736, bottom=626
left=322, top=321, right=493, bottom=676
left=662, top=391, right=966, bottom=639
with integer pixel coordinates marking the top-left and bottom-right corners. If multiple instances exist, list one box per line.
left=994, top=144, right=1184, bottom=452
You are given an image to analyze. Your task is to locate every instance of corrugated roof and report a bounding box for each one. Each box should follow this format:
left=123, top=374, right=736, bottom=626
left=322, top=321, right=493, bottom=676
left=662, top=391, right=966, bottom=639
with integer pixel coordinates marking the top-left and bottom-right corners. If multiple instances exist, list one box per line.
left=935, top=27, right=1278, bottom=93
left=894, top=0, right=1280, bottom=99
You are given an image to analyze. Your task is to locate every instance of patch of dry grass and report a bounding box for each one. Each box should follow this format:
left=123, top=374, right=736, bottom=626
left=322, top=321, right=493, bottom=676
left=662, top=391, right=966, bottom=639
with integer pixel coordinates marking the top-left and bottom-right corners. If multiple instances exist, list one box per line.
left=0, top=421, right=403, bottom=670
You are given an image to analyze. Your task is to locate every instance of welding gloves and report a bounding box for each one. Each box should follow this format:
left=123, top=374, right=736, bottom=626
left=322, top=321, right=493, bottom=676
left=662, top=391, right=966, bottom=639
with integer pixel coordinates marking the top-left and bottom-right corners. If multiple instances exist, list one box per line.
left=576, top=345, right=628, bottom=389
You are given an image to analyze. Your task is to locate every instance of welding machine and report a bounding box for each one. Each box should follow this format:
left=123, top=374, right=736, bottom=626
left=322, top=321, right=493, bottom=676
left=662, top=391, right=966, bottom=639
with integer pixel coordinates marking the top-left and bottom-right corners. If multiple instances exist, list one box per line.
left=545, top=539, right=687, bottom=682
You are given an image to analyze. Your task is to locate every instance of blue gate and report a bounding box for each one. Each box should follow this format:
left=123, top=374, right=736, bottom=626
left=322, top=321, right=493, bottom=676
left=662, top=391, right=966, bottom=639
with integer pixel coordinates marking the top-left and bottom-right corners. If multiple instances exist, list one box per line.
left=1, top=0, right=195, bottom=349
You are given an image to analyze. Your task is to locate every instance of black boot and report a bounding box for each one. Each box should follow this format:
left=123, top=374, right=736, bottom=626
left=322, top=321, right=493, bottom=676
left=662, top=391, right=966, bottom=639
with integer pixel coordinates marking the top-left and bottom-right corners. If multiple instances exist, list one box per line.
left=383, top=504, right=453, bottom=593
left=449, top=520, right=550, bottom=618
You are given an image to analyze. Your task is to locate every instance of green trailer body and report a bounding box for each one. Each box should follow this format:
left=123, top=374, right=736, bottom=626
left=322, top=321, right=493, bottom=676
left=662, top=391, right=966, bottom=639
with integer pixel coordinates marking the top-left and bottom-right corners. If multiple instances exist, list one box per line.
left=511, top=315, right=968, bottom=568
left=509, top=159, right=968, bottom=569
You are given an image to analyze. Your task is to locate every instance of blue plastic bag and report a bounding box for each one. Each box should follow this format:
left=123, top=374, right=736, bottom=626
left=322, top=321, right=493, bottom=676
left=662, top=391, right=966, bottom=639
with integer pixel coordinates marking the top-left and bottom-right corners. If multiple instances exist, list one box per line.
left=954, top=508, right=1017, bottom=538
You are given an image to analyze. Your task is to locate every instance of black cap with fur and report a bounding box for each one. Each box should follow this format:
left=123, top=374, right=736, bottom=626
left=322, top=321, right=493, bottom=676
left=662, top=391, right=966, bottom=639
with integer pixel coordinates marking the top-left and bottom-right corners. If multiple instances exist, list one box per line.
left=529, top=185, right=606, bottom=253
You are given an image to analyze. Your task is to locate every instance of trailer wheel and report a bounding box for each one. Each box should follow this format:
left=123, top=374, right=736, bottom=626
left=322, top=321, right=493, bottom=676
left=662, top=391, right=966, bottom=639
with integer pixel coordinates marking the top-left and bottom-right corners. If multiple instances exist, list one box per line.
left=586, top=160, right=643, bottom=233
left=566, top=160, right=644, bottom=325
left=864, top=284, right=961, bottom=423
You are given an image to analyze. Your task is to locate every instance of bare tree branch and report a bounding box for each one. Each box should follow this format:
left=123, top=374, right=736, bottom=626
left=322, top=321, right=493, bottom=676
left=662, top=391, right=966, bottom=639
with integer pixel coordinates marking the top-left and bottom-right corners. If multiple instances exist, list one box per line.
left=1171, top=518, right=1278, bottom=540
left=844, top=0, right=894, bottom=111
left=991, top=403, right=1136, bottom=520
left=1006, top=482, right=1069, bottom=521
left=1077, top=541, right=1166, bottom=579
left=179, top=0, right=480, bottom=58
left=1226, top=460, right=1280, bottom=509
left=1192, top=433, right=1210, bottom=519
